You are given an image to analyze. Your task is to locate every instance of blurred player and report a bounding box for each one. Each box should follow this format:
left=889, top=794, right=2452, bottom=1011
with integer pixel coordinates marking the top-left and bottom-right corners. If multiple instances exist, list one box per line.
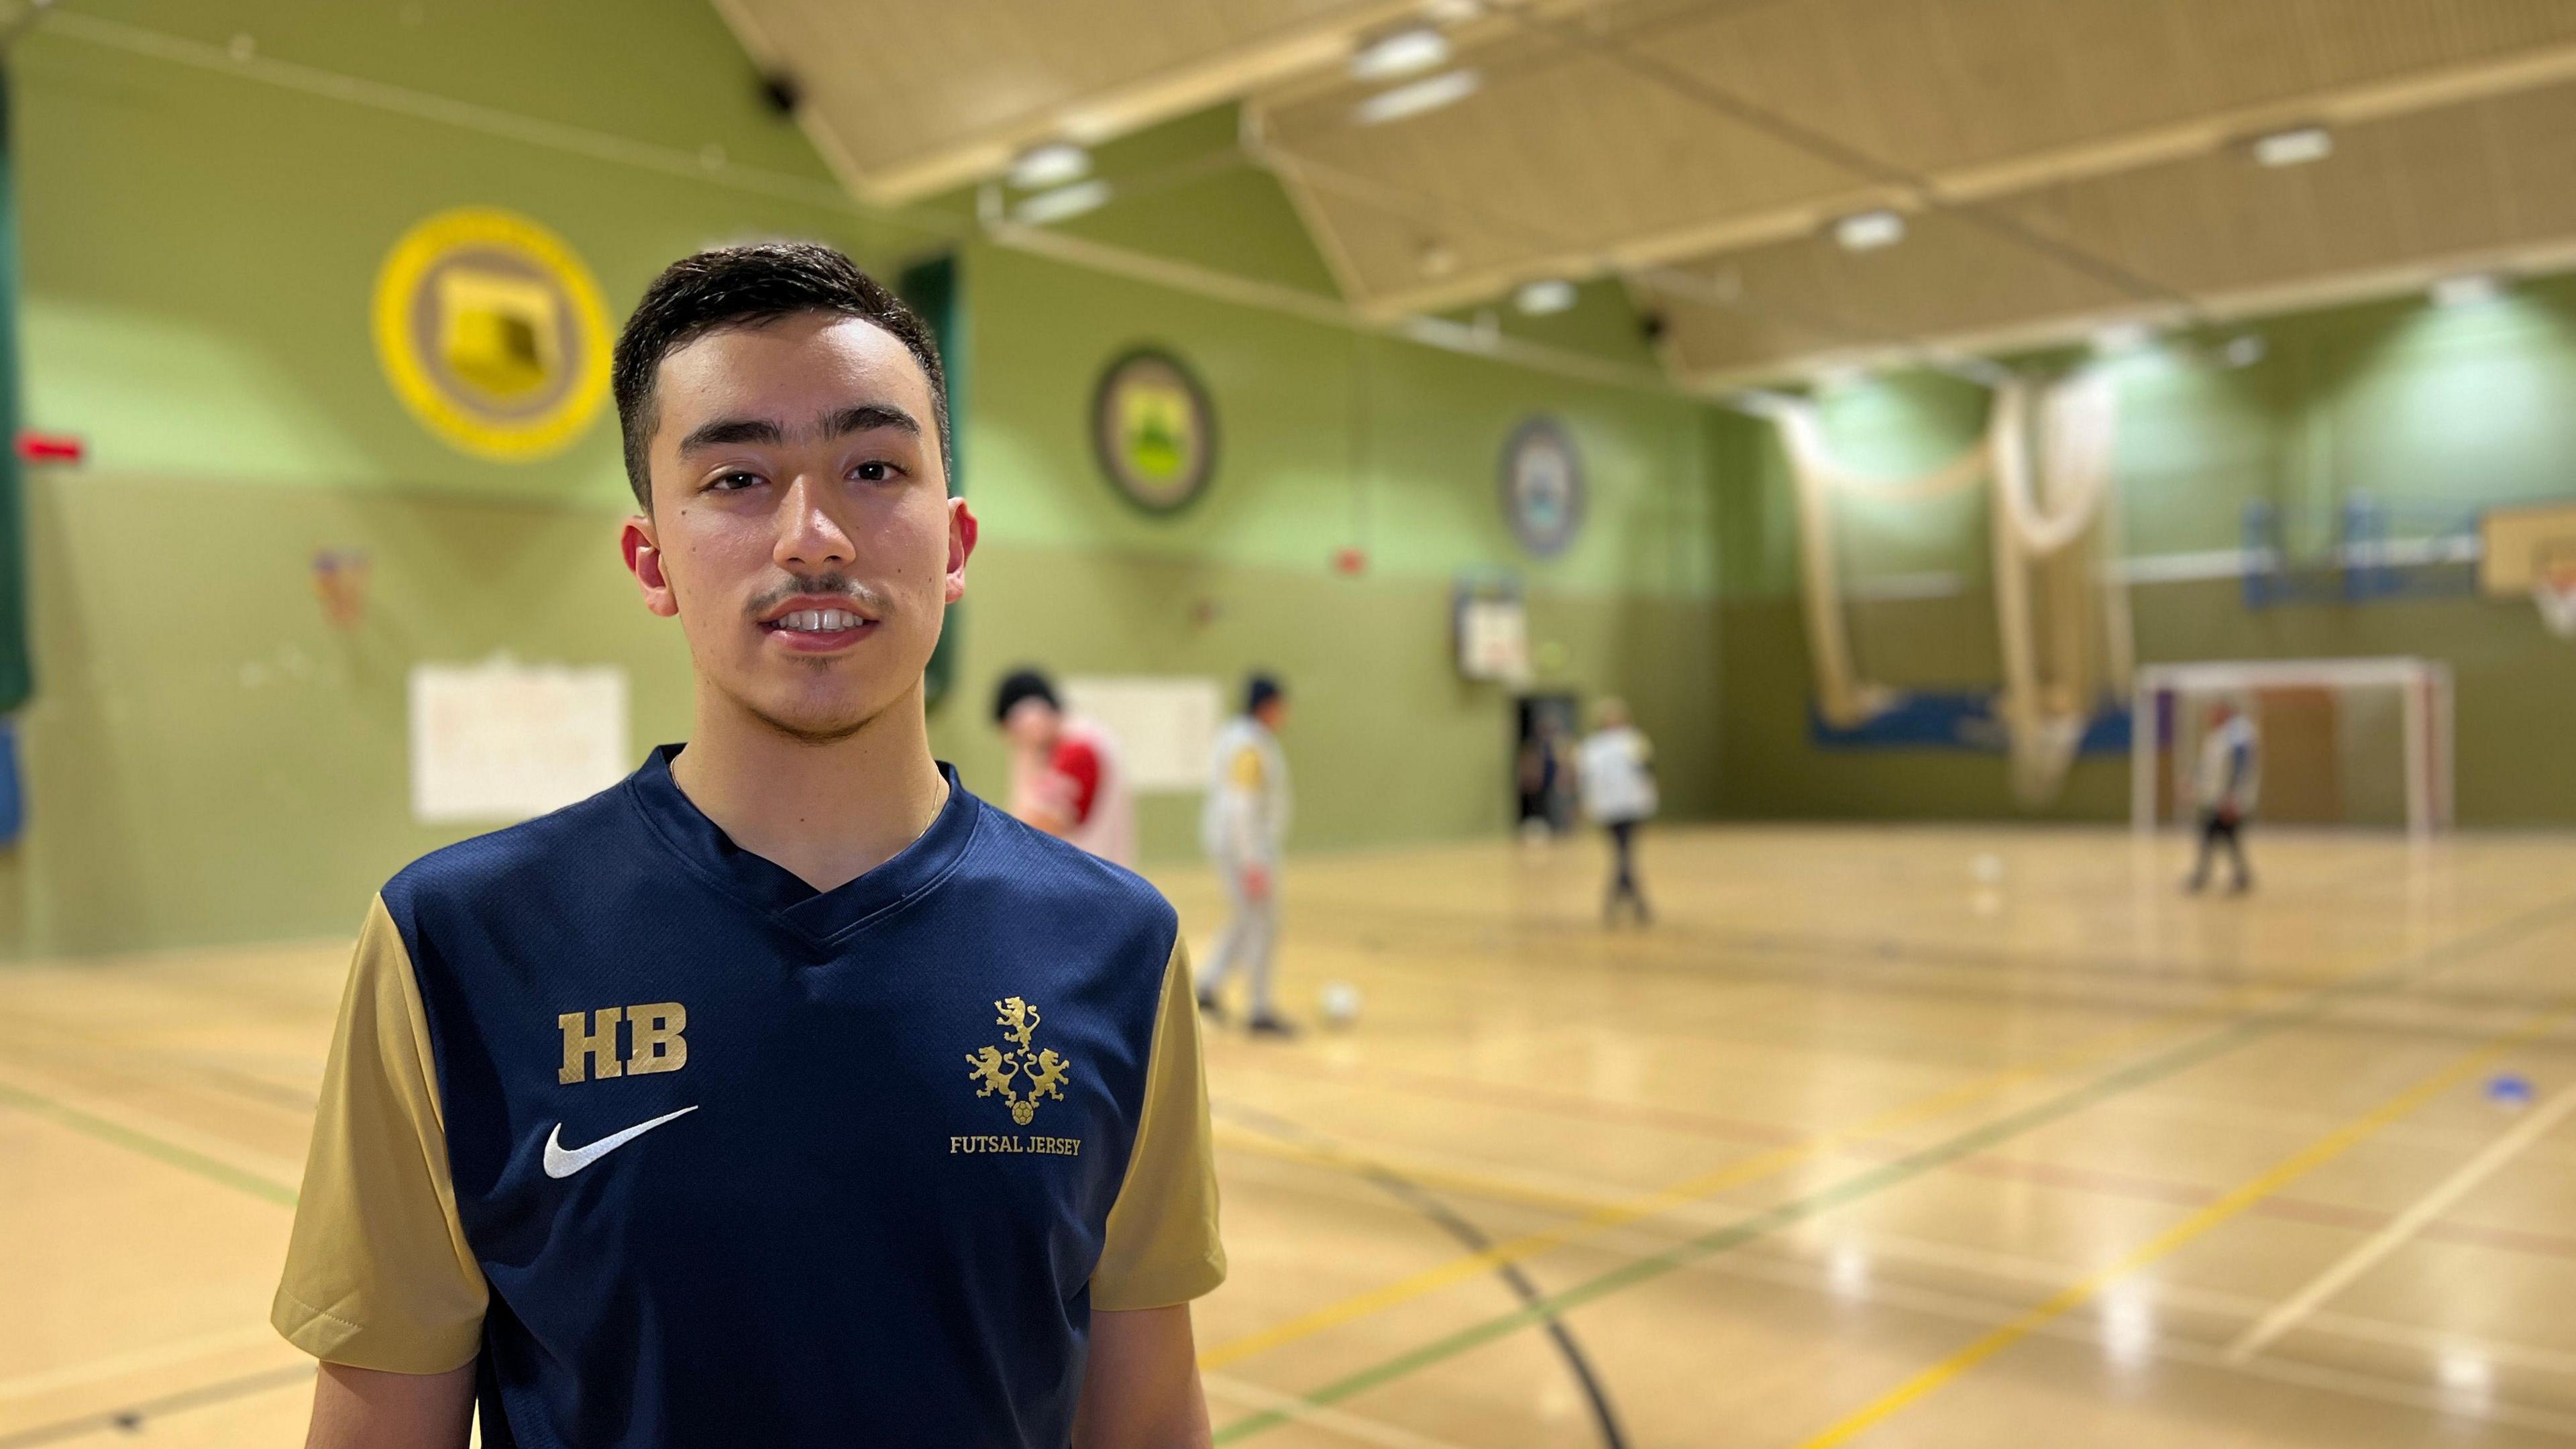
left=2186, top=698, right=2261, bottom=894
left=1197, top=674, right=1294, bottom=1035
left=992, top=667, right=1136, bottom=867
left=1578, top=698, right=1658, bottom=926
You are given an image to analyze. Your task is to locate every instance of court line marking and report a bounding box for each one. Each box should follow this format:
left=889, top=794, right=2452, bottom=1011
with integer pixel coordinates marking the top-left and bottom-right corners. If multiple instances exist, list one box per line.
left=0, top=1328, right=286, bottom=1404
left=1199, top=1012, right=2178, bottom=1374
left=1790, top=1002, right=2576, bottom=1449
left=1221, top=1118, right=2576, bottom=1385
left=0, top=1364, right=315, bottom=1449
left=1222, top=1137, right=2576, bottom=1436
left=1713, top=1234, right=2576, bottom=1440
left=1203, top=1374, right=1474, bottom=1449
left=0, top=1050, right=309, bottom=1179
left=1220, top=1067, right=2576, bottom=1267
left=1208, top=892, right=2576, bottom=1442
left=1200, top=908, right=2439, bottom=1378
left=0, top=1080, right=298, bottom=1206
left=1222, top=1102, right=1629, bottom=1449
left=2225, top=1076, right=2576, bottom=1363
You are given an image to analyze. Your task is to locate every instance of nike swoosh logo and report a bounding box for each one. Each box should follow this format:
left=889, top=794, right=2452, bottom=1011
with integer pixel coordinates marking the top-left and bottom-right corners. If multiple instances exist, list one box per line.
left=543, top=1106, right=698, bottom=1179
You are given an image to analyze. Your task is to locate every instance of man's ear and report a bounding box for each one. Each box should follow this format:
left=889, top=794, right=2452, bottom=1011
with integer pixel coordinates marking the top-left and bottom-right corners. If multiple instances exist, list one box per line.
left=622, top=513, right=680, bottom=618
left=945, top=498, right=979, bottom=605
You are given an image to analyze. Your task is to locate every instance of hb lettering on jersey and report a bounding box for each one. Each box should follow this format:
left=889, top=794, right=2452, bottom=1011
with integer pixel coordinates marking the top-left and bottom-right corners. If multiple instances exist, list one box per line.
left=557, top=1003, right=688, bottom=1083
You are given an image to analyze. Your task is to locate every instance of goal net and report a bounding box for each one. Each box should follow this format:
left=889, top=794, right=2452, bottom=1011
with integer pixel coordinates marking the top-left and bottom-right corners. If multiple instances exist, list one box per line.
left=2129, top=659, right=2452, bottom=837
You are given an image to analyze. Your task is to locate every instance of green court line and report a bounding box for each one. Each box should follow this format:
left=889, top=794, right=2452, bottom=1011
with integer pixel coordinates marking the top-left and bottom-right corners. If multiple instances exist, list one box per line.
left=0, top=1079, right=299, bottom=1207
left=1213, top=892, right=2576, bottom=1443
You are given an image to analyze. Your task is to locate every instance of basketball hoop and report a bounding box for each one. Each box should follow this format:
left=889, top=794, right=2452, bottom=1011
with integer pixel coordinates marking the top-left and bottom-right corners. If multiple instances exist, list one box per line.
left=2536, top=551, right=2576, bottom=640
left=313, top=549, right=373, bottom=630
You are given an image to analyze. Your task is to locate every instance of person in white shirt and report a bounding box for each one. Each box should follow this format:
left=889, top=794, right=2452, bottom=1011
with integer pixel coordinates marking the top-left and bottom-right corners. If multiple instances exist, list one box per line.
left=2186, top=699, right=2261, bottom=894
left=1577, top=698, right=1659, bottom=927
left=991, top=667, right=1137, bottom=867
left=1197, top=674, right=1294, bottom=1034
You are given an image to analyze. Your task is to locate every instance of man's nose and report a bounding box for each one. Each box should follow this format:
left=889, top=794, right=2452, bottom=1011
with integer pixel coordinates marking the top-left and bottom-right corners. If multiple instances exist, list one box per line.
left=773, top=476, right=855, bottom=570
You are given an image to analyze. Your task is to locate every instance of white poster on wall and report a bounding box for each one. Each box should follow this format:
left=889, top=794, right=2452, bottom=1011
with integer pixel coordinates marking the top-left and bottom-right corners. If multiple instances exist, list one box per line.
left=1460, top=596, right=1532, bottom=684
left=1061, top=676, right=1224, bottom=794
left=409, top=657, right=631, bottom=824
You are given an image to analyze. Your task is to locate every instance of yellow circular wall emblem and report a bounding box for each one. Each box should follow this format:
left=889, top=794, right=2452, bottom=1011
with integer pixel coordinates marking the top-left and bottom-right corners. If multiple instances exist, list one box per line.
left=372, top=208, right=611, bottom=461
left=1091, top=348, right=1216, bottom=513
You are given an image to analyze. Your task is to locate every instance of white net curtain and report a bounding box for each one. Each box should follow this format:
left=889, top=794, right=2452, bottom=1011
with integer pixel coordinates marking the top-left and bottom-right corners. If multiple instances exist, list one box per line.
left=1779, top=372, right=2131, bottom=806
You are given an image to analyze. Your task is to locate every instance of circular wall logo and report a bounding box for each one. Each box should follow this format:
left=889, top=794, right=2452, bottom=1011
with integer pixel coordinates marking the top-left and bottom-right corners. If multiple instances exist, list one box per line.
left=1500, top=416, right=1585, bottom=557
left=372, top=208, right=611, bottom=461
left=1091, top=348, right=1216, bottom=513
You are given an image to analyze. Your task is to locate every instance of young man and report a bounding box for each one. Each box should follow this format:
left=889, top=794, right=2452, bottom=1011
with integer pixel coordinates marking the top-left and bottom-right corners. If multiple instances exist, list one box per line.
left=1576, top=698, right=1658, bottom=926
left=2186, top=698, right=2261, bottom=894
left=274, top=244, right=1222, bottom=1448
left=994, top=666, right=1137, bottom=867
left=1196, top=674, right=1293, bottom=1035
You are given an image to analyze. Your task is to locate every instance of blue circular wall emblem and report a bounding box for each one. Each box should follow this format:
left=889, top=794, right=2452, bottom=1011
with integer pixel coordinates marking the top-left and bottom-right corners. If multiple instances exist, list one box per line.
left=1500, top=417, right=1585, bottom=557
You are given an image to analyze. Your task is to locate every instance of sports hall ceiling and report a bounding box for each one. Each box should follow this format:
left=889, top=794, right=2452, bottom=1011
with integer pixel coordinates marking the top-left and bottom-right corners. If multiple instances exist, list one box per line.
left=714, top=0, right=2576, bottom=386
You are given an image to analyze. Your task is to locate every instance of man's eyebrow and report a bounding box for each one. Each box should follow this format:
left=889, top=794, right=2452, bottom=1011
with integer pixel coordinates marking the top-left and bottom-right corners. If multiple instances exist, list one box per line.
left=674, top=406, right=921, bottom=455
left=820, top=405, right=922, bottom=439
left=676, top=417, right=784, bottom=453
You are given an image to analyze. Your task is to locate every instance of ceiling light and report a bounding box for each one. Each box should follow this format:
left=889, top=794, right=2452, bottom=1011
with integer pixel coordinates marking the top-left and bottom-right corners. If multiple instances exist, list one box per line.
left=2432, top=272, right=2502, bottom=307
left=1514, top=279, right=1576, bottom=315
left=2094, top=321, right=2153, bottom=354
left=2251, top=126, right=2333, bottom=168
left=1834, top=209, right=1906, bottom=252
left=1006, top=142, right=1090, bottom=191
left=1012, top=179, right=1112, bottom=225
left=1354, top=68, right=1479, bottom=125
left=1350, top=25, right=1451, bottom=81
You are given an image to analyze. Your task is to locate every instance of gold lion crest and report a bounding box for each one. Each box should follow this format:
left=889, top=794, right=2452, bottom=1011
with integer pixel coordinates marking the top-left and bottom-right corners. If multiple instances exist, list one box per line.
left=966, top=996, right=1073, bottom=1126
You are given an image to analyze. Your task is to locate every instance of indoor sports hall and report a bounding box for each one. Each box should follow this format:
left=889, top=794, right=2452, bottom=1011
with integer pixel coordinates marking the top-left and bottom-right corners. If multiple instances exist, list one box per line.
left=4, top=1, right=2575, bottom=1445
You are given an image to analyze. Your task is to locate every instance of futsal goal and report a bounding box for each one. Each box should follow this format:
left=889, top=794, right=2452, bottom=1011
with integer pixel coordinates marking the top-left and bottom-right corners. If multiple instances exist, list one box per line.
left=2129, top=659, right=2453, bottom=839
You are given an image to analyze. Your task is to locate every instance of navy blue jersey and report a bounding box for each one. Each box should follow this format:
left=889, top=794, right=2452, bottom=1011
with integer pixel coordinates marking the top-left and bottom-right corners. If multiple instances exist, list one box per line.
left=275, top=747, right=1223, bottom=1446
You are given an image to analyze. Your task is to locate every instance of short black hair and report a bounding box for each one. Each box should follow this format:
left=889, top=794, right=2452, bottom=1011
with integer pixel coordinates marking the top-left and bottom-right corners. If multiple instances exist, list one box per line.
left=610, top=241, right=949, bottom=509
left=991, top=667, right=1061, bottom=725
left=1246, top=673, right=1285, bottom=714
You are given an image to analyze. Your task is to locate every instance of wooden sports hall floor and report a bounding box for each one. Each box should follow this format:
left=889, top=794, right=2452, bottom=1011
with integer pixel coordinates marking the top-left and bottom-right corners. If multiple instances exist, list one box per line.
left=3, top=826, right=2574, bottom=1446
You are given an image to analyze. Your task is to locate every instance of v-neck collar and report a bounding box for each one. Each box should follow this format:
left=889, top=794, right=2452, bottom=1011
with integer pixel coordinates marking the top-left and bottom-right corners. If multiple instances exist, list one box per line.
left=623, top=744, right=984, bottom=944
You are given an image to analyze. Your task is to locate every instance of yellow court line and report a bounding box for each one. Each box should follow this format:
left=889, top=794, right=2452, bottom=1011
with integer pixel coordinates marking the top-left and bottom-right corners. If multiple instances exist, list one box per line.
left=1198, top=1010, right=2196, bottom=1373
left=1790, top=999, right=2576, bottom=1449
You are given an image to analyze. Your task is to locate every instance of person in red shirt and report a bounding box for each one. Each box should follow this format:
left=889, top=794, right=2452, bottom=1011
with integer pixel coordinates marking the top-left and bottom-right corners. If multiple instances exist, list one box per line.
left=994, top=668, right=1136, bottom=867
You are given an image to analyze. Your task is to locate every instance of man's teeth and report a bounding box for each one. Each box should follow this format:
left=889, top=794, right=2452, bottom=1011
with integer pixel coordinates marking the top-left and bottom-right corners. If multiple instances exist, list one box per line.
left=775, top=609, right=863, bottom=632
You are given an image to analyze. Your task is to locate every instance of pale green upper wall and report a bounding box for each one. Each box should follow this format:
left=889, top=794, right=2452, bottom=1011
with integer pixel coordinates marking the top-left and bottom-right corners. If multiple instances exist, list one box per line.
left=965, top=239, right=1720, bottom=599
left=21, top=0, right=922, bottom=505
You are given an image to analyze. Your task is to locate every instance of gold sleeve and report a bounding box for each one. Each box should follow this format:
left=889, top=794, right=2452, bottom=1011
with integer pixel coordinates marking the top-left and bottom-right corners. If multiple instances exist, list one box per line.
left=1228, top=746, right=1265, bottom=791
left=272, top=896, right=488, bottom=1372
left=1091, top=936, right=1226, bottom=1311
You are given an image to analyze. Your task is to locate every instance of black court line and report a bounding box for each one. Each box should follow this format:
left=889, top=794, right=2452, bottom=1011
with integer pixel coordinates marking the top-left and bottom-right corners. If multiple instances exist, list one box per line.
left=0, top=1364, right=314, bottom=1448
left=1214, top=1099, right=1630, bottom=1449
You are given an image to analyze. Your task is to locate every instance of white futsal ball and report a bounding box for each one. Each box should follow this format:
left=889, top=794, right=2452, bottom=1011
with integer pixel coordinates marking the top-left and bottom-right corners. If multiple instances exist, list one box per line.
left=1320, top=981, right=1362, bottom=1028
left=1970, top=853, right=2006, bottom=886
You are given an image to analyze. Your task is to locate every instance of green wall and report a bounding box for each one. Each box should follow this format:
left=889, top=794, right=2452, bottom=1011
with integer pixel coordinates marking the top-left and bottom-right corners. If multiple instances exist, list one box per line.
left=935, top=234, right=1723, bottom=859
left=1718, top=276, right=2576, bottom=824
left=8, top=1, right=1727, bottom=957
